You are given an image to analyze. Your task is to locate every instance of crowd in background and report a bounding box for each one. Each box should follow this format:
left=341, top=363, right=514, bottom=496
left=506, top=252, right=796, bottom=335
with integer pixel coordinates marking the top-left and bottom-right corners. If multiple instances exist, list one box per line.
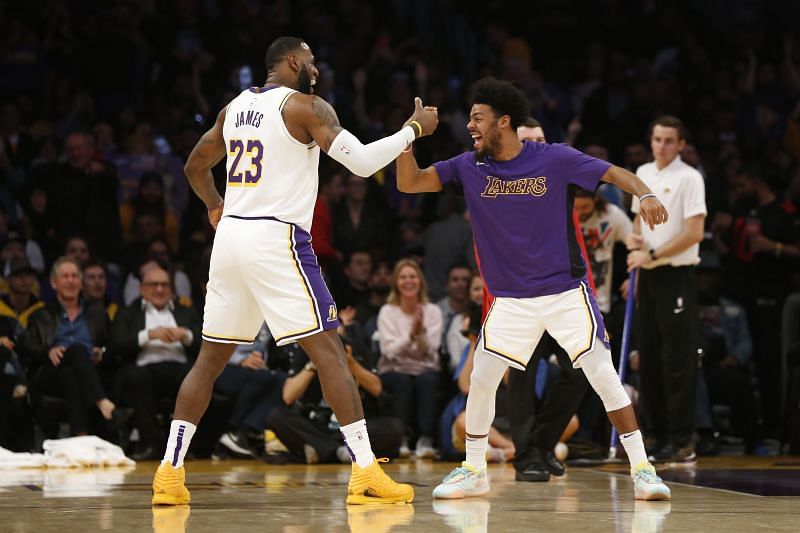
left=1, top=0, right=799, bottom=460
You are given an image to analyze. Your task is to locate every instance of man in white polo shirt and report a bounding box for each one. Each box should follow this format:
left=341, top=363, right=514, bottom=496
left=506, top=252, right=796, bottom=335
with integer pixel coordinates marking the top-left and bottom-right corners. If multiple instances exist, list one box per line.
left=627, top=115, right=706, bottom=464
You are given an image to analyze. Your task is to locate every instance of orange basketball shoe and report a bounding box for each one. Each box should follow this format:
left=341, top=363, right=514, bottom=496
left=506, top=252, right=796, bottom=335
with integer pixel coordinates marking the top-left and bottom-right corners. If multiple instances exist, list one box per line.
left=152, top=462, right=191, bottom=505
left=346, top=458, right=414, bottom=505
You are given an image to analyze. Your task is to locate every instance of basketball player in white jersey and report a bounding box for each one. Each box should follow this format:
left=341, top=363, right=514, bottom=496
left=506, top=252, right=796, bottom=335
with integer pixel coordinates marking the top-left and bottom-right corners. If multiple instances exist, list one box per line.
left=151, top=36, right=438, bottom=506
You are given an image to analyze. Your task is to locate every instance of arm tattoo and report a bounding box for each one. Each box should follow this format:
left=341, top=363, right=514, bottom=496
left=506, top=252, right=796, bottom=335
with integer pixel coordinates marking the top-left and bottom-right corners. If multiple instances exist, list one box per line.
left=311, top=97, right=343, bottom=148
left=194, top=136, right=221, bottom=160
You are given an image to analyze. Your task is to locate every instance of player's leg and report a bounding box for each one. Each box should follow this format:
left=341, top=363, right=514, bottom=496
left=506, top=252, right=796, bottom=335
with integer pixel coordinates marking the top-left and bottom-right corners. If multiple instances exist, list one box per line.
left=152, top=340, right=238, bottom=506
left=433, top=346, right=507, bottom=500
left=261, top=222, right=412, bottom=504
left=434, top=297, right=541, bottom=499
left=577, top=345, right=669, bottom=500
left=547, top=284, right=670, bottom=500
left=296, top=330, right=364, bottom=427
left=154, top=218, right=260, bottom=505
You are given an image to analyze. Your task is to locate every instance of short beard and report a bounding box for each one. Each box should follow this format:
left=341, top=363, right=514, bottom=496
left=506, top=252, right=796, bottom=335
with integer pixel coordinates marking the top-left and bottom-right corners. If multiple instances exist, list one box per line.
left=476, top=126, right=502, bottom=159
left=297, top=68, right=313, bottom=95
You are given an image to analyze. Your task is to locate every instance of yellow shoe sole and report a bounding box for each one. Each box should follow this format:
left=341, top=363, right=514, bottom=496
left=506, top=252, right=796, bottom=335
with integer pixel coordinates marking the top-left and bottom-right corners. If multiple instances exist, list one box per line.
left=346, top=494, right=414, bottom=505
left=152, top=493, right=191, bottom=506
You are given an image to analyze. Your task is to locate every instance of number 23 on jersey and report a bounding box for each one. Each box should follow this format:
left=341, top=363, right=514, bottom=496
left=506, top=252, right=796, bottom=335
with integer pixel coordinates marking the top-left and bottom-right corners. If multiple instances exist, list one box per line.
left=228, top=139, right=263, bottom=186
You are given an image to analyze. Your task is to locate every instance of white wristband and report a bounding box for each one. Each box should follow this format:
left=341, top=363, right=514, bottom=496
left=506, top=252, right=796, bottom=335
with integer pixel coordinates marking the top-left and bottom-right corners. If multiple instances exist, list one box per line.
left=639, top=193, right=657, bottom=202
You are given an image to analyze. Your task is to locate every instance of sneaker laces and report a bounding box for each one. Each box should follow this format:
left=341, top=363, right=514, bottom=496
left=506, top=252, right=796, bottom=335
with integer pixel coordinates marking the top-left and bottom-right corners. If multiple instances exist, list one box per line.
left=442, top=462, right=478, bottom=483
left=366, top=458, right=395, bottom=484
left=633, top=462, right=662, bottom=483
left=155, top=465, right=183, bottom=488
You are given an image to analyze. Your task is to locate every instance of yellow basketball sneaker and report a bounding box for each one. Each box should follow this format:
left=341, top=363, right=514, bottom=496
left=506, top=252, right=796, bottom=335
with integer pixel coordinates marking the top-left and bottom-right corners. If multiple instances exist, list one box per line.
left=152, top=462, right=191, bottom=505
left=346, top=458, right=414, bottom=505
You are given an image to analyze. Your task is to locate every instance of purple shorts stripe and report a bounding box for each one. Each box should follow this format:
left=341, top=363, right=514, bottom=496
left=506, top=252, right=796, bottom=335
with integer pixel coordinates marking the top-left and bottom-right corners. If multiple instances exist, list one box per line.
left=172, top=424, right=185, bottom=467
left=291, top=225, right=340, bottom=335
left=572, top=281, right=610, bottom=364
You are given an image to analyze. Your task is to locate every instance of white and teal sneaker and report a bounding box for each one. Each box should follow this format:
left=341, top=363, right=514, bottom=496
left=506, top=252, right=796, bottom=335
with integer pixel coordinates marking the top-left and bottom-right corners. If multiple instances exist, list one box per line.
left=631, top=462, right=671, bottom=501
left=432, top=462, right=490, bottom=499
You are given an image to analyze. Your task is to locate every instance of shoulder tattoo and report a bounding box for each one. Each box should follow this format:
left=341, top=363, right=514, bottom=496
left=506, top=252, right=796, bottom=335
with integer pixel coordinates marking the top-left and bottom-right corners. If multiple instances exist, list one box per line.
left=311, top=97, right=343, bottom=146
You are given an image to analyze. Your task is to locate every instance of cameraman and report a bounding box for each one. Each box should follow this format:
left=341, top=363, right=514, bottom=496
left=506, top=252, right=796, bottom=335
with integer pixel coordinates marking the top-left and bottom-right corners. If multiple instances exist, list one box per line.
left=265, top=310, right=403, bottom=463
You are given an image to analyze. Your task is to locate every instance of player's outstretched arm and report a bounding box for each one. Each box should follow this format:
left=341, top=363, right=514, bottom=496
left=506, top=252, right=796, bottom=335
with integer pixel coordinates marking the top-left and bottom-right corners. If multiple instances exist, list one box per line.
left=601, top=165, right=668, bottom=230
left=291, top=94, right=438, bottom=177
left=396, top=148, right=443, bottom=193
left=396, top=98, right=442, bottom=193
left=185, top=106, right=227, bottom=228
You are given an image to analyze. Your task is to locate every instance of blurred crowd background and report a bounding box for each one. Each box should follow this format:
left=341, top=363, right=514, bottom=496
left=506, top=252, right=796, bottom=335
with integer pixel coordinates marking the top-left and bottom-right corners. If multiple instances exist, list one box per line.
left=1, top=0, right=799, bottom=461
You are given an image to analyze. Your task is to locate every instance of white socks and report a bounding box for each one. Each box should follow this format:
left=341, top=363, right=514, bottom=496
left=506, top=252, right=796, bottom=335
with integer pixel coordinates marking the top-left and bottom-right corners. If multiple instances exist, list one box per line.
left=620, top=429, right=648, bottom=468
left=340, top=419, right=374, bottom=468
left=162, top=419, right=197, bottom=468
left=466, top=436, right=489, bottom=470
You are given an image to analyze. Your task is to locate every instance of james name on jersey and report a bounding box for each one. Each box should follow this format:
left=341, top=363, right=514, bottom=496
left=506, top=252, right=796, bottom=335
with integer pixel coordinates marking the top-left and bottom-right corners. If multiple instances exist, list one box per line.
left=234, top=110, right=264, bottom=128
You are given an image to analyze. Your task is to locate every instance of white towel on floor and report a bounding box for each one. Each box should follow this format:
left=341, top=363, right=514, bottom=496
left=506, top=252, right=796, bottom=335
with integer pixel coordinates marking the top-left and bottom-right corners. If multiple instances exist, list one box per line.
left=0, top=446, right=47, bottom=468
left=0, top=436, right=135, bottom=468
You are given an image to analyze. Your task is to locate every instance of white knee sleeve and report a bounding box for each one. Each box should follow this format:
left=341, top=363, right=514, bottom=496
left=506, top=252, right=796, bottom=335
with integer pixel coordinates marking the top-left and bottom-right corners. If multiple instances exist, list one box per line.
left=576, top=346, right=631, bottom=412
left=465, top=346, right=508, bottom=436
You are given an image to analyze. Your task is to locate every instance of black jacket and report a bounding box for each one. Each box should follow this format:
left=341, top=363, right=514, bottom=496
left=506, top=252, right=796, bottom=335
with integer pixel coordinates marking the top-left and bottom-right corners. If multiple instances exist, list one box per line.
left=110, top=298, right=201, bottom=365
left=20, top=300, right=110, bottom=369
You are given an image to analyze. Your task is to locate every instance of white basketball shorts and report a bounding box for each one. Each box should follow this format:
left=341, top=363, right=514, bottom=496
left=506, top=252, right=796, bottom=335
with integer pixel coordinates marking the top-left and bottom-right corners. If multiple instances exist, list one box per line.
left=202, top=216, right=339, bottom=346
left=480, top=281, right=609, bottom=370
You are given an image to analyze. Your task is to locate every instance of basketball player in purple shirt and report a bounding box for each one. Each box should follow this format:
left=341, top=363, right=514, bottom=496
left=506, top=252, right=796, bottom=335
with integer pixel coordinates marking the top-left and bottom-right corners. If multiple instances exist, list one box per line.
left=397, top=78, right=672, bottom=501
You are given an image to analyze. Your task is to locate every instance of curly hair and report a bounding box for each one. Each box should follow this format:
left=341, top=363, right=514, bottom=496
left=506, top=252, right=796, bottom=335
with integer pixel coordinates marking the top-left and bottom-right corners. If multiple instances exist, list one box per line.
left=472, top=77, right=530, bottom=129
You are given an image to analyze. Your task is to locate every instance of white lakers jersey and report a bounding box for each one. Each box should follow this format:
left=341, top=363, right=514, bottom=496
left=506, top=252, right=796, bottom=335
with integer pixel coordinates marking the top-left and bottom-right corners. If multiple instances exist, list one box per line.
left=222, top=86, right=320, bottom=230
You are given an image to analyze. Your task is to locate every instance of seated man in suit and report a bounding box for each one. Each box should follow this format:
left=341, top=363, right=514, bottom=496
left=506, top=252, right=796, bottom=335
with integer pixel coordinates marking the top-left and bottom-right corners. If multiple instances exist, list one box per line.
left=111, top=259, right=201, bottom=460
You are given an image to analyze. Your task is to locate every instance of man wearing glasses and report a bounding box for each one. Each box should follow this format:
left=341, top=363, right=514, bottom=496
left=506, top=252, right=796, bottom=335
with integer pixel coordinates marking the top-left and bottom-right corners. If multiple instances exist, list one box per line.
left=111, top=260, right=201, bottom=460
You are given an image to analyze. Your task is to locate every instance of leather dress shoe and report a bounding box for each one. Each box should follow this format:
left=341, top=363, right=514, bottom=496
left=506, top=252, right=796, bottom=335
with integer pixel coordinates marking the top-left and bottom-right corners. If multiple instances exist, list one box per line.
left=132, top=446, right=163, bottom=461
left=515, top=448, right=551, bottom=482
left=545, top=451, right=565, bottom=477
left=107, top=407, right=135, bottom=431
left=515, top=463, right=550, bottom=482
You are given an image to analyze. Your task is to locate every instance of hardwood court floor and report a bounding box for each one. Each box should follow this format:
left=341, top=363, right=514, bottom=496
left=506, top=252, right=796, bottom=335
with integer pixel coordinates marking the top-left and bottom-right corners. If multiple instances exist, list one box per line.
left=0, top=456, right=798, bottom=532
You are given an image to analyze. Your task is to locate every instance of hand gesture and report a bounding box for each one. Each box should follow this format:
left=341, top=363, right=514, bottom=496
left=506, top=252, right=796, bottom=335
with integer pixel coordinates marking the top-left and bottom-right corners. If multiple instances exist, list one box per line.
left=13, top=384, right=27, bottom=399
left=166, top=327, right=189, bottom=343
left=410, top=306, right=425, bottom=337
left=48, top=345, right=66, bottom=366
left=619, top=278, right=632, bottom=301
left=338, top=306, right=356, bottom=327
left=638, top=196, right=668, bottom=230
left=208, top=200, right=224, bottom=230
left=405, top=97, right=438, bottom=138
left=0, top=336, right=14, bottom=350
left=148, top=327, right=173, bottom=343
left=625, top=233, right=644, bottom=251
left=627, top=249, right=652, bottom=272
left=241, top=352, right=266, bottom=370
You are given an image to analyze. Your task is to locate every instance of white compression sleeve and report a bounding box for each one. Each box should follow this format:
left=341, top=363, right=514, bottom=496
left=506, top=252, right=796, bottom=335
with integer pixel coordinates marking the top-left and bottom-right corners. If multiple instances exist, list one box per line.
left=328, top=126, right=416, bottom=177
left=578, top=345, right=632, bottom=412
